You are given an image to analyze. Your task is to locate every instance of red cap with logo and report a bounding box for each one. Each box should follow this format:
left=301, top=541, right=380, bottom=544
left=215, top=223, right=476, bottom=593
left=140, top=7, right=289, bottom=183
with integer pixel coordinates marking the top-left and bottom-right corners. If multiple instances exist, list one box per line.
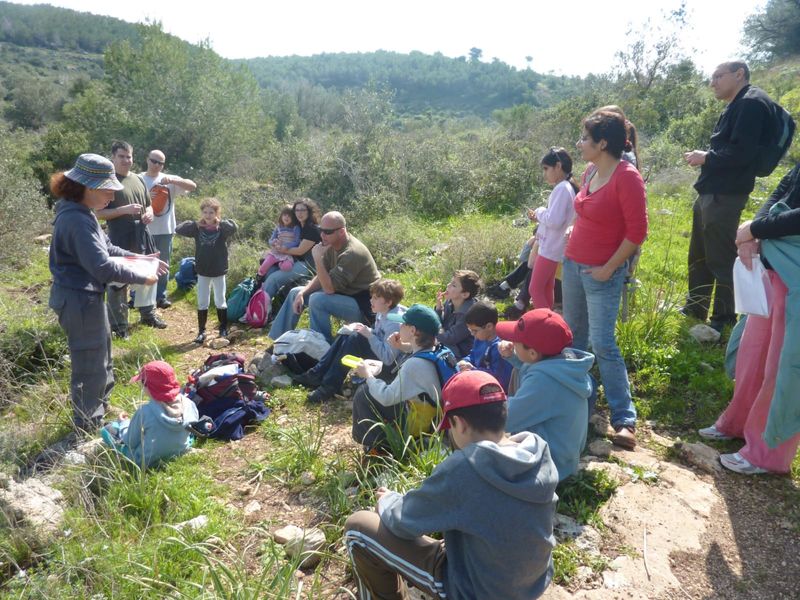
left=438, top=370, right=507, bottom=431
left=130, top=360, right=181, bottom=402
left=495, top=308, right=573, bottom=356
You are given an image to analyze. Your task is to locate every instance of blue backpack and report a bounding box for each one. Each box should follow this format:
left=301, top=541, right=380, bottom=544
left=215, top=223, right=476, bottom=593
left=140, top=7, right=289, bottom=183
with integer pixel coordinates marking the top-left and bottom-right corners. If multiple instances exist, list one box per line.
left=413, top=345, right=458, bottom=388
left=175, top=257, right=197, bottom=290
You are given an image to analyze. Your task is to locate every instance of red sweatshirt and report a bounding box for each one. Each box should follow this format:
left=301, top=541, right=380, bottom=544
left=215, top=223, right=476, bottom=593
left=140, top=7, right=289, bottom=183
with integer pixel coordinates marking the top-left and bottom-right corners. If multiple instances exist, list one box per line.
left=565, top=161, right=647, bottom=266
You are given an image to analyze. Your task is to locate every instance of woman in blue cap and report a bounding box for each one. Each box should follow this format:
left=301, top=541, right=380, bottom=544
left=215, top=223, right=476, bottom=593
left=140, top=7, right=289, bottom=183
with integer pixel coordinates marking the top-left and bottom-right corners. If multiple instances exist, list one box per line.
left=49, top=153, right=167, bottom=433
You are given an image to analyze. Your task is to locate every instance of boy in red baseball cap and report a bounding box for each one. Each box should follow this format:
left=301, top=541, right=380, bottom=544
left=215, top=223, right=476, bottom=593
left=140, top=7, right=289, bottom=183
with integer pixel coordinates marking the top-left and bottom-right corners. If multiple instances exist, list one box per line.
left=101, top=360, right=200, bottom=467
left=344, top=370, right=558, bottom=600
left=497, top=308, right=594, bottom=481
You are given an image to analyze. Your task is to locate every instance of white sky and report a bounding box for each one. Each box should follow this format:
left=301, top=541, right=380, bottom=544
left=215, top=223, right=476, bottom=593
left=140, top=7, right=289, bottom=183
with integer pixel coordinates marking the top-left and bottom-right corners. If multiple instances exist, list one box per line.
left=12, top=0, right=765, bottom=76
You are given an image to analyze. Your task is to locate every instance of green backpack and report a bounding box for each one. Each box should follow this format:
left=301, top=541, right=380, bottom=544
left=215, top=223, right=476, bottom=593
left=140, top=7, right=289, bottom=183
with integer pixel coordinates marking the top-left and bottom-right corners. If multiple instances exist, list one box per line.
left=226, top=277, right=256, bottom=322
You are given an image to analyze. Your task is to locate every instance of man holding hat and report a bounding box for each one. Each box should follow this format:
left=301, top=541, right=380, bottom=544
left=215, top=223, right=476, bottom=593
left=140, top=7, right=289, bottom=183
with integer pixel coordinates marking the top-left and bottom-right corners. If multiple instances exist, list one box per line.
left=344, top=369, right=559, bottom=600
left=497, top=308, right=594, bottom=478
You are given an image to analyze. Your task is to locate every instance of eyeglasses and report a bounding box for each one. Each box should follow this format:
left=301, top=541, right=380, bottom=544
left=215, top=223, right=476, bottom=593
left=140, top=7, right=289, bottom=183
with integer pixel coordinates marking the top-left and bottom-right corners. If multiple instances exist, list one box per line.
left=711, top=71, right=733, bottom=82
left=148, top=158, right=165, bottom=165
left=320, top=226, right=342, bottom=235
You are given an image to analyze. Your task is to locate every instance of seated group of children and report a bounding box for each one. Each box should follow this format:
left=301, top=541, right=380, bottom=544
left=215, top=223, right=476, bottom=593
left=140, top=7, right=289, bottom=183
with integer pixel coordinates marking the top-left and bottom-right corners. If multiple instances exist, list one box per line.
left=105, top=267, right=596, bottom=599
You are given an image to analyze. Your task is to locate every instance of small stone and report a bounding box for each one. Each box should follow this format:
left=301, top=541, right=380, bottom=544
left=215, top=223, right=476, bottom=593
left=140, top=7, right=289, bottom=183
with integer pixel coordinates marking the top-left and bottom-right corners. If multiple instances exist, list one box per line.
left=294, top=569, right=305, bottom=579
left=689, top=324, right=721, bottom=344
left=589, top=413, right=610, bottom=437
left=208, top=337, right=231, bottom=349
left=62, top=450, right=87, bottom=465
left=588, top=439, right=613, bottom=458
left=34, top=234, right=52, bottom=244
left=175, top=515, right=209, bottom=532
left=236, top=484, right=251, bottom=496
left=300, top=471, right=316, bottom=486
left=273, top=525, right=326, bottom=568
left=610, top=556, right=631, bottom=570
left=699, top=361, right=714, bottom=372
left=554, top=513, right=583, bottom=540
left=243, top=500, right=261, bottom=516
left=576, top=565, right=594, bottom=581
left=345, top=486, right=359, bottom=498
left=574, top=525, right=602, bottom=554
left=648, top=432, right=674, bottom=448
left=657, top=208, right=673, bottom=216
left=430, top=243, right=449, bottom=254
left=676, top=441, right=723, bottom=474
left=206, top=536, right=223, bottom=545
left=603, top=571, right=628, bottom=589
left=271, top=374, right=293, bottom=388
left=247, top=353, right=264, bottom=375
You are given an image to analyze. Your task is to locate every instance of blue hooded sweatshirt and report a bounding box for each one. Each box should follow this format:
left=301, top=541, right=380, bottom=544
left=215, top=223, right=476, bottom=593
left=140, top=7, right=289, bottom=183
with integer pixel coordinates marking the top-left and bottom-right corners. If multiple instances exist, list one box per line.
left=506, top=348, right=594, bottom=481
left=377, top=432, right=558, bottom=600
left=120, top=395, right=199, bottom=467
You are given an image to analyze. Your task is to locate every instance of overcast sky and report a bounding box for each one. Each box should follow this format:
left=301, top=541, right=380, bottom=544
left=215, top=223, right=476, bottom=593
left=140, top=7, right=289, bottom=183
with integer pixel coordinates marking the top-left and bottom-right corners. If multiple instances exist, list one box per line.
left=12, top=0, right=765, bottom=76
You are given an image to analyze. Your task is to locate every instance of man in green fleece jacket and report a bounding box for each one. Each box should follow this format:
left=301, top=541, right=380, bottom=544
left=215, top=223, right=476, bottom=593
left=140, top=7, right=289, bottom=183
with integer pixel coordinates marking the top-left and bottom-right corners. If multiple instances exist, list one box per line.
left=343, top=370, right=558, bottom=600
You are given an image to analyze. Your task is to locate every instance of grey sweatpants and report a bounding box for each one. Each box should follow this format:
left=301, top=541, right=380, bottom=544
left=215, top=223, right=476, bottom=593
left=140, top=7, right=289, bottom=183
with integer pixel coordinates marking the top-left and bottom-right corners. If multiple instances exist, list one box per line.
left=106, top=284, right=155, bottom=334
left=49, top=285, right=114, bottom=430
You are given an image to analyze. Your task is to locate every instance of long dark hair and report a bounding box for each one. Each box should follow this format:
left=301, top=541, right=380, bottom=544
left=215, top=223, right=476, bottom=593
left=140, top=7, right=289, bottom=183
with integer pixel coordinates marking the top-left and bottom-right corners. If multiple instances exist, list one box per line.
left=541, top=147, right=579, bottom=193
left=582, top=111, right=627, bottom=160
left=278, top=204, right=299, bottom=227
left=292, top=197, right=321, bottom=225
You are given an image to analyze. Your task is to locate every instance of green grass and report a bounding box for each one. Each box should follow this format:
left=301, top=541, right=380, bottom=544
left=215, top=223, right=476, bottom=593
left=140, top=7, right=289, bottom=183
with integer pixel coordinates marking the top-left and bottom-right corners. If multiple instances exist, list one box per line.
left=3, top=173, right=800, bottom=595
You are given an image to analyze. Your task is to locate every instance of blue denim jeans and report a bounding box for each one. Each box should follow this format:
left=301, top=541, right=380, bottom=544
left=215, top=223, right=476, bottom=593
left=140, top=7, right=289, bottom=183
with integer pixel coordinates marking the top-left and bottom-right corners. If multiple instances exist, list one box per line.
left=310, top=333, right=378, bottom=392
left=268, top=287, right=365, bottom=343
left=561, top=258, right=636, bottom=428
left=263, top=260, right=312, bottom=298
left=152, top=234, right=173, bottom=301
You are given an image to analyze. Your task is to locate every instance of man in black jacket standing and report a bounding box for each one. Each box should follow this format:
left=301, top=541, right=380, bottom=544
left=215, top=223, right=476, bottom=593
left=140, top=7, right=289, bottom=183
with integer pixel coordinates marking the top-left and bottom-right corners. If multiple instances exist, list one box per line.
left=683, top=61, right=772, bottom=332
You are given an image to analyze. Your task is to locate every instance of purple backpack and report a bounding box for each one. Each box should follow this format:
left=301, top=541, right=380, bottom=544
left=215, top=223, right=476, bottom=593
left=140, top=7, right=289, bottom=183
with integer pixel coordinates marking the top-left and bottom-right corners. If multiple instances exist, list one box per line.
left=244, top=289, right=270, bottom=328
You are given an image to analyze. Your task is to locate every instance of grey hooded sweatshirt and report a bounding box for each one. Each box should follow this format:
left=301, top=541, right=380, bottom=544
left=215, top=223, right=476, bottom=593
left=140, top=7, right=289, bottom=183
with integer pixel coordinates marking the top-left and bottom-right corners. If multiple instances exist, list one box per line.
left=378, top=431, right=558, bottom=599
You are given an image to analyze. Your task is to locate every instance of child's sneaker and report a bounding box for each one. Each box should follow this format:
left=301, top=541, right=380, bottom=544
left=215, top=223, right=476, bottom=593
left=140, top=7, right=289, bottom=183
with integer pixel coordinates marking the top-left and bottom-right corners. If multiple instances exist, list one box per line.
left=698, top=425, right=733, bottom=440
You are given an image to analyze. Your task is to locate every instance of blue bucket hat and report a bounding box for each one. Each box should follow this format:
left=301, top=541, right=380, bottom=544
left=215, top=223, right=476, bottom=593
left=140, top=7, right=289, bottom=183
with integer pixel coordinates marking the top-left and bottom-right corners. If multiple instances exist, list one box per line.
left=64, top=153, right=124, bottom=191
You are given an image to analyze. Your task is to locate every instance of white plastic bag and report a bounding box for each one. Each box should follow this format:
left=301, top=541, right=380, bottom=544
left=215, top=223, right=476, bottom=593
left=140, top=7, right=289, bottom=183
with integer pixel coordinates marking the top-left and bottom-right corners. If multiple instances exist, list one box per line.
left=733, top=256, right=771, bottom=317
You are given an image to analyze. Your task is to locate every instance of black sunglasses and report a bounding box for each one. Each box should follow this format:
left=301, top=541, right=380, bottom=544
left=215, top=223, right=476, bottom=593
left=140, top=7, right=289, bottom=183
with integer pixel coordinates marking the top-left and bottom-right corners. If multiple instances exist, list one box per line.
left=320, top=226, right=342, bottom=235
left=148, top=158, right=165, bottom=165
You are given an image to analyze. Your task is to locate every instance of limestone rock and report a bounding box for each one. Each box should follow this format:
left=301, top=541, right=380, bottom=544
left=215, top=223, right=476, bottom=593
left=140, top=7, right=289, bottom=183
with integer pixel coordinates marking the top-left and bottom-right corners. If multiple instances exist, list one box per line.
left=603, top=570, right=629, bottom=589
left=247, top=352, right=265, bottom=375
left=271, top=374, right=293, bottom=388
left=587, top=439, right=613, bottom=458
left=589, top=413, right=610, bottom=437
left=34, top=234, right=52, bottom=245
left=175, top=515, right=209, bottom=532
left=0, top=473, right=64, bottom=538
left=273, top=525, right=327, bottom=568
left=676, top=441, right=723, bottom=474
left=553, top=513, right=602, bottom=555
left=299, top=471, right=316, bottom=486
left=208, top=337, right=231, bottom=349
left=688, top=324, right=721, bottom=344
left=244, top=500, right=261, bottom=515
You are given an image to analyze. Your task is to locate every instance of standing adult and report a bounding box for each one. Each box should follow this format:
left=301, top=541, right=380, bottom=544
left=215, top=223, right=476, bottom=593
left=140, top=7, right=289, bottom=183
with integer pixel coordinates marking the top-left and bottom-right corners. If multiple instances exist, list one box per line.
left=260, top=197, right=322, bottom=299
left=268, top=211, right=381, bottom=343
left=562, top=111, right=648, bottom=449
left=96, top=141, right=166, bottom=336
left=683, top=61, right=772, bottom=332
left=48, top=154, right=166, bottom=432
left=140, top=149, right=197, bottom=309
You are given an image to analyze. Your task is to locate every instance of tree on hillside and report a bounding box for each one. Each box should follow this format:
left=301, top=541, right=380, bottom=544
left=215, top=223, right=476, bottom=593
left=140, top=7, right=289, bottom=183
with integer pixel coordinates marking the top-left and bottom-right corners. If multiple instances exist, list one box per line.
left=743, top=0, right=800, bottom=61
left=469, top=47, right=483, bottom=63
left=38, top=24, right=272, bottom=178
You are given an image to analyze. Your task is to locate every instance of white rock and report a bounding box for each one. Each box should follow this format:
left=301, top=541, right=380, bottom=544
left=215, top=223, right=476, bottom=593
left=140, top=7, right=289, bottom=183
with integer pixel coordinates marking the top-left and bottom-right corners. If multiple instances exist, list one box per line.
left=175, top=515, right=209, bottom=532
left=554, top=513, right=583, bottom=540
left=603, top=570, right=628, bottom=589
left=689, top=324, right=721, bottom=344
left=273, top=525, right=327, bottom=568
left=271, top=374, right=293, bottom=388
left=587, top=439, right=613, bottom=458
left=676, top=441, right=723, bottom=474
left=0, top=474, right=64, bottom=537
left=300, top=471, right=316, bottom=486
left=208, top=337, right=231, bottom=349
left=243, top=500, right=261, bottom=516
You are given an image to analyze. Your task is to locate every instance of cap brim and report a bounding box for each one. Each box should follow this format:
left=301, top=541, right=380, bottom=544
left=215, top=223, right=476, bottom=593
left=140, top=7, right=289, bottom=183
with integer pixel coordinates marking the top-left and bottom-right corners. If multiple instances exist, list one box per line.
left=129, top=372, right=143, bottom=384
left=495, top=320, right=520, bottom=342
left=386, top=312, right=405, bottom=324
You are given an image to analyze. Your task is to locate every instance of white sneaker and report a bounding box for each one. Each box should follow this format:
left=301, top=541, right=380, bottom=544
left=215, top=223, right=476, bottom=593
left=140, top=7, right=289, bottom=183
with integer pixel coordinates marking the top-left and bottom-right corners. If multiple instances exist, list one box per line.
left=698, top=425, right=733, bottom=440
left=720, top=452, right=768, bottom=475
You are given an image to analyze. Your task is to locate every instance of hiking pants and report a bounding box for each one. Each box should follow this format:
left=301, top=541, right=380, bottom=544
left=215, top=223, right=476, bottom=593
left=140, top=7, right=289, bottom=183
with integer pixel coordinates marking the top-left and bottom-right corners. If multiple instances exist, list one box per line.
left=106, top=284, right=156, bottom=334
left=49, top=284, right=113, bottom=430
left=351, top=384, right=405, bottom=451
left=344, top=510, right=447, bottom=600
left=687, top=193, right=749, bottom=323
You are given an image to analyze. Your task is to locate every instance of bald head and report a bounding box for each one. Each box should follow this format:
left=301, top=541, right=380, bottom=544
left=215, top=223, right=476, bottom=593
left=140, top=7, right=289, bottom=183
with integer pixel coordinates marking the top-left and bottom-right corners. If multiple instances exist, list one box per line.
left=146, top=149, right=166, bottom=175
left=321, top=211, right=346, bottom=228
left=320, top=211, right=348, bottom=249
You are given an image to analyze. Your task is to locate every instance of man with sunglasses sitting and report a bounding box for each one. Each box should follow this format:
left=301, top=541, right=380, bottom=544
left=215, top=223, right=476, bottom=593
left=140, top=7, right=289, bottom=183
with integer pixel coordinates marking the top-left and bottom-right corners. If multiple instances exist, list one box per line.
left=268, top=211, right=380, bottom=343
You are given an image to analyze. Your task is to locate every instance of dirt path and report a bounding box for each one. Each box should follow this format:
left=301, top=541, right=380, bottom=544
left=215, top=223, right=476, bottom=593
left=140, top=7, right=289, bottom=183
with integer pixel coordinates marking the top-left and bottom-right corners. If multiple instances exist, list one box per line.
left=152, top=302, right=800, bottom=599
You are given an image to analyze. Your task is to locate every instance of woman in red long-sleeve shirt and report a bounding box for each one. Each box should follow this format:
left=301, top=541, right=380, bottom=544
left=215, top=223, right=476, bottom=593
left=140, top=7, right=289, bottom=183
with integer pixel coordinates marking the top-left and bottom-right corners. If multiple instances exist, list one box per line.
left=561, top=110, right=648, bottom=449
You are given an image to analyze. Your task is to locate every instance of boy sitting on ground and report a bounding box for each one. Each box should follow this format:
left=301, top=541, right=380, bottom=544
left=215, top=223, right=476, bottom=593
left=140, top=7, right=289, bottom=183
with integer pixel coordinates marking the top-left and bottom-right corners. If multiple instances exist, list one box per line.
left=351, top=304, right=443, bottom=452
left=293, top=279, right=406, bottom=403
left=101, top=361, right=200, bottom=468
left=344, top=370, right=559, bottom=600
left=435, top=269, right=480, bottom=360
left=497, top=309, right=593, bottom=481
left=457, top=300, right=513, bottom=392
